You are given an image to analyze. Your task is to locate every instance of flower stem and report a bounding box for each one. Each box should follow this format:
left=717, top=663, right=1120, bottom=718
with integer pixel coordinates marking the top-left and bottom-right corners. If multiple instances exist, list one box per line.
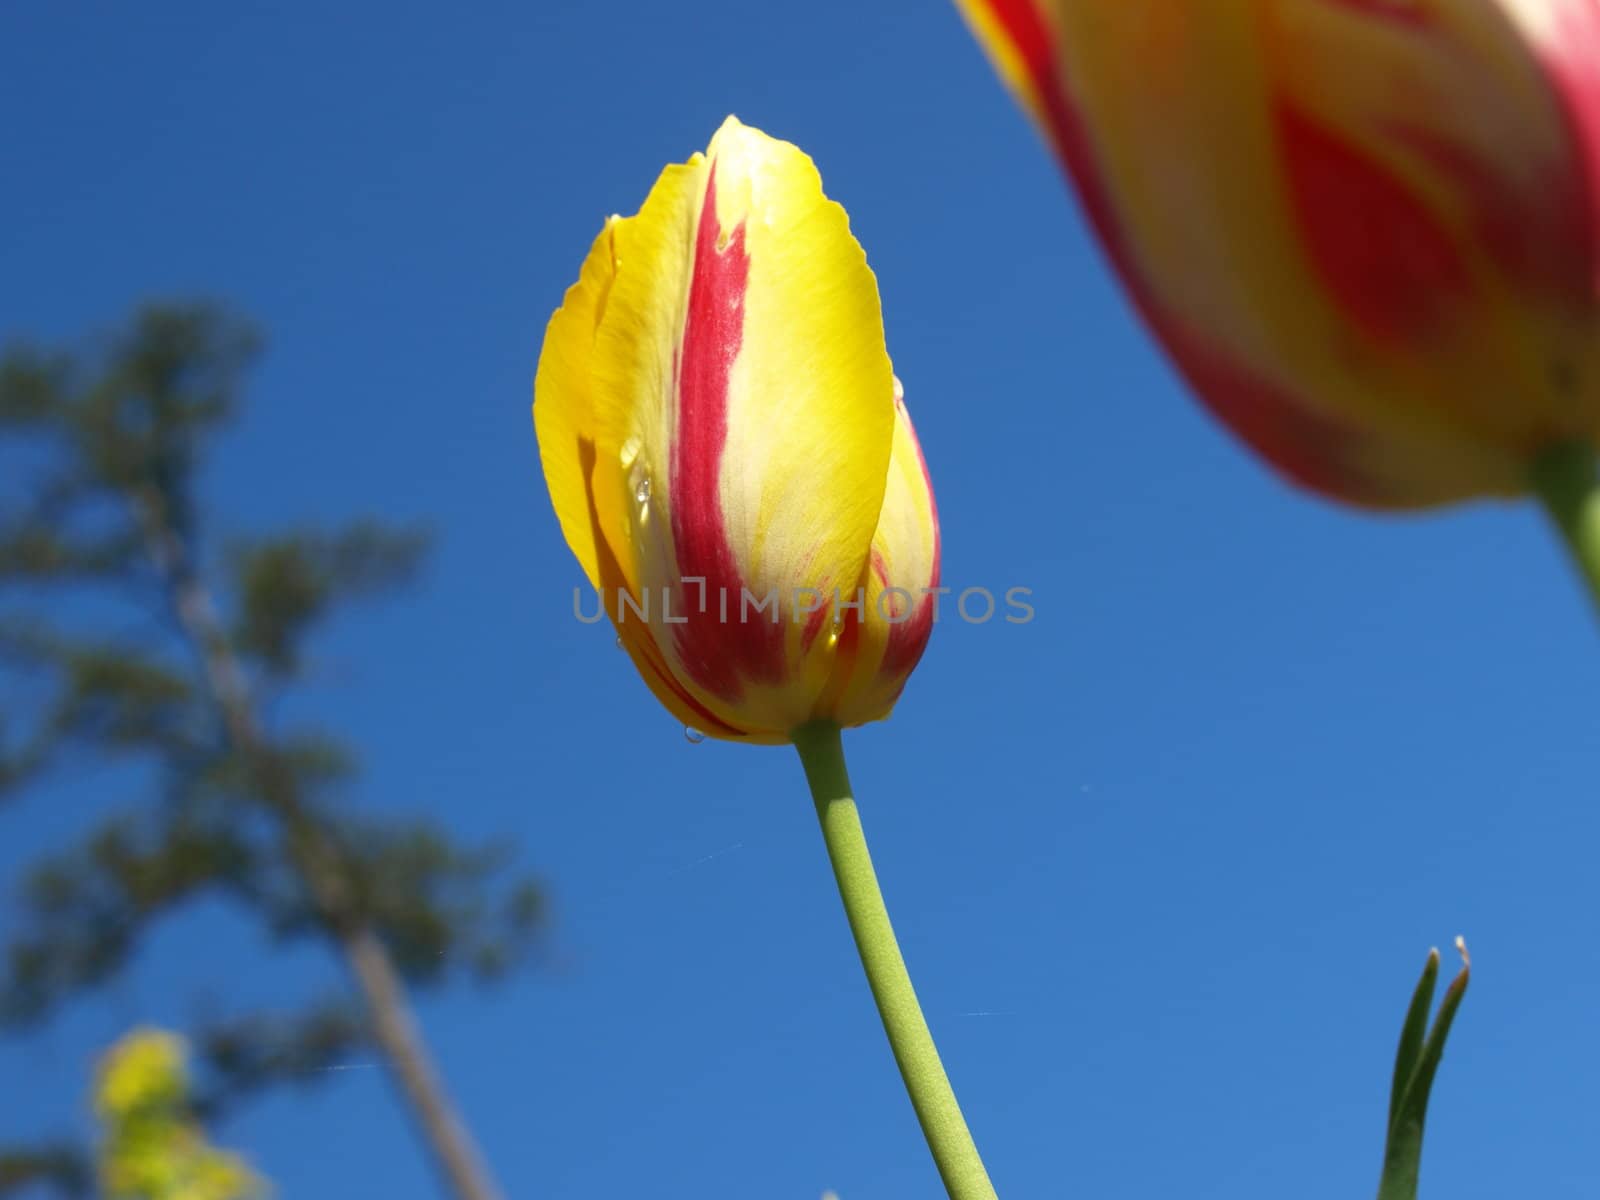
left=1530, top=441, right=1600, bottom=615
left=792, top=721, right=997, bottom=1200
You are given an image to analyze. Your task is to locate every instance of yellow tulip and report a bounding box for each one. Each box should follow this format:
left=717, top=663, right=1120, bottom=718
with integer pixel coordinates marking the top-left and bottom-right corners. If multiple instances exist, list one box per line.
left=534, top=122, right=988, bottom=1191
left=958, top=1, right=1600, bottom=508
left=534, top=117, right=940, bottom=743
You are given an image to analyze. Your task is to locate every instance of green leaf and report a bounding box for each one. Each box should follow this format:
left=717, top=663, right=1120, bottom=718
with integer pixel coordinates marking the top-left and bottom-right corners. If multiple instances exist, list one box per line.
left=1376, top=939, right=1471, bottom=1200
left=1387, top=949, right=1439, bottom=1130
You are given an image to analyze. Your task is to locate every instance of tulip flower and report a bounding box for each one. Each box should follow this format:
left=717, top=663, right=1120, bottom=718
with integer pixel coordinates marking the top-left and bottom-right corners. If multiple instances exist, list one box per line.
left=533, top=118, right=993, bottom=1198
left=958, top=2, right=1600, bottom=603
left=534, top=116, right=939, bottom=744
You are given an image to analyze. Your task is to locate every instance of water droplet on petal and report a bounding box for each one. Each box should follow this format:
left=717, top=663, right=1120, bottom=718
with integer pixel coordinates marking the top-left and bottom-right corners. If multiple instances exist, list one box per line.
left=684, top=726, right=706, bottom=745
left=635, top=477, right=652, bottom=504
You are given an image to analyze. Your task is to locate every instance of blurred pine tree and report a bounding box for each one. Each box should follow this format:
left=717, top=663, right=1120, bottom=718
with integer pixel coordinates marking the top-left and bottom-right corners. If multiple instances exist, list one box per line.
left=0, top=303, right=539, bottom=1200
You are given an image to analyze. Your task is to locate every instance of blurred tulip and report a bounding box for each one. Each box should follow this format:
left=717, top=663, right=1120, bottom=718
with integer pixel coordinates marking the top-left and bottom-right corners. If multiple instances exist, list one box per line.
left=958, top=1, right=1600, bottom=508
left=535, top=117, right=939, bottom=742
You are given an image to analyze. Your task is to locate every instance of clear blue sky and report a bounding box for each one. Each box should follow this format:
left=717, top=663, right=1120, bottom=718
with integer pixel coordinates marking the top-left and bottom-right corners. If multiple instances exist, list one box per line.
left=3, top=2, right=1598, bottom=1197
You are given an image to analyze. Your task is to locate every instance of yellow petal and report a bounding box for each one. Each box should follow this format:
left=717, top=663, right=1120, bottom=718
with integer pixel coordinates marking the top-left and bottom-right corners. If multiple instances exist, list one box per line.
left=822, top=378, right=942, bottom=728
left=532, top=216, right=619, bottom=592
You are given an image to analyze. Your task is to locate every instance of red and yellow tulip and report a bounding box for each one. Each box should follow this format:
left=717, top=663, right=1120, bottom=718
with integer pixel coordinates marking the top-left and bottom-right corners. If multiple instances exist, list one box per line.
left=534, top=117, right=940, bottom=744
left=958, top=0, right=1600, bottom=508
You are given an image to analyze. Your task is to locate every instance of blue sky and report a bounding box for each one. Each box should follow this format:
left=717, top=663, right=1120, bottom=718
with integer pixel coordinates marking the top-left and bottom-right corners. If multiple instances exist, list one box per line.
left=3, top=2, right=1598, bottom=1197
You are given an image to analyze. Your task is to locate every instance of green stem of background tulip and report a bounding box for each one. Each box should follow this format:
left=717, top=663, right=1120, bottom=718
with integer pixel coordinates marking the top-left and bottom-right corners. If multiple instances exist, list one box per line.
left=1531, top=442, right=1600, bottom=614
left=792, top=722, right=997, bottom=1200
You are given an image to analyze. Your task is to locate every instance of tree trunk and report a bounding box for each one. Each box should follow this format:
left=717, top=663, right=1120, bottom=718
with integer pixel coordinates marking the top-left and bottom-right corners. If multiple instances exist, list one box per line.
left=137, top=496, right=505, bottom=1200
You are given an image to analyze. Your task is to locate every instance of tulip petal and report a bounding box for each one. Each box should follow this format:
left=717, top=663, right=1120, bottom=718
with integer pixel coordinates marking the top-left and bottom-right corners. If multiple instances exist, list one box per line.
left=535, top=216, right=750, bottom=739
left=533, top=217, right=619, bottom=591
left=824, top=379, right=942, bottom=727
left=589, top=117, right=896, bottom=734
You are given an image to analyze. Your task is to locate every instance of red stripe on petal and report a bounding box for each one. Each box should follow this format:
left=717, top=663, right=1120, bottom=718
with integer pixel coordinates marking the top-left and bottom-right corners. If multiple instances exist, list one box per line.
left=636, top=633, right=746, bottom=738
left=869, top=549, right=890, bottom=590
left=668, top=164, right=787, bottom=700
left=878, top=592, right=934, bottom=685
left=1315, top=0, right=1431, bottom=28
left=977, top=0, right=1060, bottom=100
left=1388, top=126, right=1546, bottom=287
left=1277, top=101, right=1472, bottom=347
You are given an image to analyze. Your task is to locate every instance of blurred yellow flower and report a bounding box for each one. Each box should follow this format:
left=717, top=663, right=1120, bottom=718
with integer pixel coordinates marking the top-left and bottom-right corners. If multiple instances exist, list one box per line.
left=96, top=1029, right=189, bottom=1119
left=94, top=1028, right=266, bottom=1200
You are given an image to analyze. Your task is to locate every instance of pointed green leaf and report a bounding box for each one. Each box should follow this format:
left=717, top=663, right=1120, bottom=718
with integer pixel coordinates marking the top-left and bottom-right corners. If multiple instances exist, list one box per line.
left=1377, top=940, right=1470, bottom=1200
left=1387, top=948, right=1439, bottom=1132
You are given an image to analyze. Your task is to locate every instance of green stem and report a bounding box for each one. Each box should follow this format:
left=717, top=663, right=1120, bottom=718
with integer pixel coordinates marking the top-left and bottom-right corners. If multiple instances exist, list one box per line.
left=1530, top=441, right=1600, bottom=614
left=792, top=721, right=997, bottom=1200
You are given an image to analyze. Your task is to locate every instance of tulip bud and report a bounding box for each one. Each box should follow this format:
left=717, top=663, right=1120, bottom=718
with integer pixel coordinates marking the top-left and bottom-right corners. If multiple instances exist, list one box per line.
left=534, top=118, right=940, bottom=743
left=959, top=0, right=1600, bottom=507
